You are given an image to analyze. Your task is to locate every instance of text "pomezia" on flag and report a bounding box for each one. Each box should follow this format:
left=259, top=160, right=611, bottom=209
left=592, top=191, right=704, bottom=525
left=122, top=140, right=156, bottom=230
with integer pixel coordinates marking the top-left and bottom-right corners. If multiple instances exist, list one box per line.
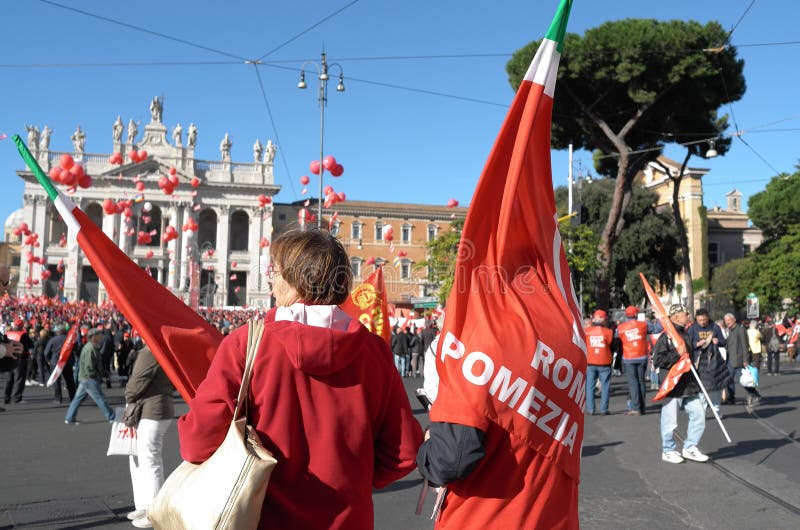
left=428, top=1, right=585, bottom=528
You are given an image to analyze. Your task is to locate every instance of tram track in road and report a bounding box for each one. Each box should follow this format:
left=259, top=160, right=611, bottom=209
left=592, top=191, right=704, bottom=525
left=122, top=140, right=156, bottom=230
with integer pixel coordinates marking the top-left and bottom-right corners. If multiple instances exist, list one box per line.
left=674, top=393, right=800, bottom=518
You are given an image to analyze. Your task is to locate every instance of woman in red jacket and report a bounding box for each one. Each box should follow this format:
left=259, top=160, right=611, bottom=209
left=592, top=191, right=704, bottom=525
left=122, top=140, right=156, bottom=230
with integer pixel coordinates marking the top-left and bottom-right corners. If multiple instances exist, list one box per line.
left=178, top=230, right=423, bottom=530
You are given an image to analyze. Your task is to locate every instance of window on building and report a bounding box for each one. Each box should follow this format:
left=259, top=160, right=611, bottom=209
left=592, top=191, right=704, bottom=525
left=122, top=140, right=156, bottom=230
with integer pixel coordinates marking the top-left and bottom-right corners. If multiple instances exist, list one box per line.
left=401, top=224, right=412, bottom=243
left=350, top=257, right=361, bottom=278
left=351, top=222, right=362, bottom=240
left=137, top=205, right=163, bottom=247
left=229, top=210, right=250, bottom=251
left=278, top=213, right=286, bottom=221
left=427, top=224, right=439, bottom=242
left=743, top=244, right=752, bottom=256
left=708, top=242, right=719, bottom=266
left=330, top=221, right=340, bottom=237
left=401, top=260, right=411, bottom=280
left=198, top=209, right=218, bottom=249
left=375, top=221, right=384, bottom=241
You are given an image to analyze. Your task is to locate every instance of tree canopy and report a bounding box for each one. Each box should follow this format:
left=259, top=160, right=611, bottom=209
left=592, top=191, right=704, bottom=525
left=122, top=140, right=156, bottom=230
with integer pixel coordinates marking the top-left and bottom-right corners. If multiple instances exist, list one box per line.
left=422, top=218, right=463, bottom=303
left=507, top=18, right=745, bottom=306
left=748, top=168, right=800, bottom=241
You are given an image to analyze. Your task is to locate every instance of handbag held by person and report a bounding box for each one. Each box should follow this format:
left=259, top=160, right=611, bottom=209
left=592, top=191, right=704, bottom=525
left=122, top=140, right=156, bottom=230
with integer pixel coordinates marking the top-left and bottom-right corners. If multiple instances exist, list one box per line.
left=149, top=320, right=277, bottom=529
left=107, top=406, right=137, bottom=456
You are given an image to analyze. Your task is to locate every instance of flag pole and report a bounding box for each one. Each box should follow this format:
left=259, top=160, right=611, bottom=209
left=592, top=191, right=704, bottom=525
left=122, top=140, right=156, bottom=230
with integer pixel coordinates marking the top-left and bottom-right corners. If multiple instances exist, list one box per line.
left=687, top=362, right=732, bottom=443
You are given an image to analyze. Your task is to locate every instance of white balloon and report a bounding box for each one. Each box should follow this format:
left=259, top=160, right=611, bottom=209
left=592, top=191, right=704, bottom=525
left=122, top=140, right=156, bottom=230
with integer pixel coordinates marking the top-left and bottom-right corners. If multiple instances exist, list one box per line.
left=143, top=201, right=153, bottom=212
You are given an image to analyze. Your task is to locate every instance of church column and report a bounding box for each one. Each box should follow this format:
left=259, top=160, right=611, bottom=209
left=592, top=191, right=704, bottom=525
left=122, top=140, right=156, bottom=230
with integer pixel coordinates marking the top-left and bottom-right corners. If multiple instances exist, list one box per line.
left=165, top=204, right=182, bottom=291
left=178, top=204, right=194, bottom=293
left=246, top=206, right=264, bottom=305
left=216, top=205, right=231, bottom=306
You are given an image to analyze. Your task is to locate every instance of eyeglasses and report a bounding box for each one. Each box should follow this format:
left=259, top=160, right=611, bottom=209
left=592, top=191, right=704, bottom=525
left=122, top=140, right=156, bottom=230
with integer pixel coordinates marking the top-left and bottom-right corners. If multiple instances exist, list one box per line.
left=267, top=264, right=281, bottom=280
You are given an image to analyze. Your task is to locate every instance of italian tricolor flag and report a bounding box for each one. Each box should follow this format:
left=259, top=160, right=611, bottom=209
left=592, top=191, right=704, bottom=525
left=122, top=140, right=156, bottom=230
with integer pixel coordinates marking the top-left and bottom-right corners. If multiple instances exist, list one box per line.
left=428, top=1, right=586, bottom=527
left=14, top=135, right=222, bottom=402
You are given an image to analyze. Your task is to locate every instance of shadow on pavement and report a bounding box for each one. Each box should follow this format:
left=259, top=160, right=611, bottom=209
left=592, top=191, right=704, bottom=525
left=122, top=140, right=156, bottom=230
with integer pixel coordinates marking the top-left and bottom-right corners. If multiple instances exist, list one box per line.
left=711, top=437, right=794, bottom=460
left=582, top=440, right=624, bottom=457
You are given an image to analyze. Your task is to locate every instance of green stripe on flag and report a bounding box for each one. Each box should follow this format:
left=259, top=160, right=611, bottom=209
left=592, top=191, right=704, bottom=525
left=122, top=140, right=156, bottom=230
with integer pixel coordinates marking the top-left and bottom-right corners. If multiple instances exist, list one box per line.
left=13, top=134, right=58, bottom=201
left=544, top=0, right=573, bottom=53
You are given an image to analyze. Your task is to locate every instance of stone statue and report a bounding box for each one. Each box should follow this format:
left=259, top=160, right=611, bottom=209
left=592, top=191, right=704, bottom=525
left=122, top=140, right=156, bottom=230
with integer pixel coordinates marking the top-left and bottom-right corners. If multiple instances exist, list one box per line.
left=71, top=126, right=86, bottom=155
left=187, top=123, right=197, bottom=148
left=40, top=126, right=52, bottom=151
left=112, top=116, right=123, bottom=143
left=264, top=140, right=277, bottom=164
left=127, top=119, right=138, bottom=144
left=25, top=125, right=40, bottom=152
left=220, top=133, right=232, bottom=161
left=253, top=139, right=263, bottom=163
left=149, top=96, right=163, bottom=123
left=173, top=123, right=183, bottom=147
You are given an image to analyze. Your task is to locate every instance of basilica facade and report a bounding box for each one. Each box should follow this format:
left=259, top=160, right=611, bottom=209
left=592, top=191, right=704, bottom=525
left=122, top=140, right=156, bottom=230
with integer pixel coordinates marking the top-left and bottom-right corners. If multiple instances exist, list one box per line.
left=13, top=98, right=280, bottom=307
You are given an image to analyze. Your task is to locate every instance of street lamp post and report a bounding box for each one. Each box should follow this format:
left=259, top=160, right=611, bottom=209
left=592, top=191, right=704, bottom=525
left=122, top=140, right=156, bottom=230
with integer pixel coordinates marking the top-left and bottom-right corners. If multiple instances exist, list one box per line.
left=298, top=50, right=345, bottom=229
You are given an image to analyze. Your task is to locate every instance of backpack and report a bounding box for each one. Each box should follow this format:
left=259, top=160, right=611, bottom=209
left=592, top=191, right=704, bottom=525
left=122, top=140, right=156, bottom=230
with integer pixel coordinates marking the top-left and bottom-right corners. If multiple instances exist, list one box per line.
left=768, top=331, right=782, bottom=352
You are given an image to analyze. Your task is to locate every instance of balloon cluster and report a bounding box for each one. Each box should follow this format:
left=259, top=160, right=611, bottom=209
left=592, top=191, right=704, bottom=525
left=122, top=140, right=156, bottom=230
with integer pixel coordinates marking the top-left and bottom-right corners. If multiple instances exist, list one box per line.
left=23, top=232, right=40, bottom=247
left=182, top=217, right=199, bottom=233
left=48, top=154, right=91, bottom=190
left=162, top=225, right=179, bottom=243
left=298, top=208, right=316, bottom=225
left=108, top=152, right=124, bottom=165
left=447, top=198, right=459, bottom=208
left=25, top=251, right=44, bottom=265
left=257, top=194, right=272, bottom=208
left=323, top=185, right=346, bottom=208
left=12, top=222, right=31, bottom=238
left=309, top=156, right=344, bottom=177
left=137, top=231, right=155, bottom=245
left=383, top=225, right=394, bottom=242
left=259, top=237, right=270, bottom=249
left=129, top=150, right=149, bottom=163
left=103, top=198, right=135, bottom=217
left=158, top=168, right=180, bottom=196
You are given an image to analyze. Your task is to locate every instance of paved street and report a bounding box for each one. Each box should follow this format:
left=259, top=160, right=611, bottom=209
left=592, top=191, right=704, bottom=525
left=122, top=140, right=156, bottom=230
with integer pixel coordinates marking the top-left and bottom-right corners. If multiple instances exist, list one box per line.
left=1, top=363, right=799, bottom=529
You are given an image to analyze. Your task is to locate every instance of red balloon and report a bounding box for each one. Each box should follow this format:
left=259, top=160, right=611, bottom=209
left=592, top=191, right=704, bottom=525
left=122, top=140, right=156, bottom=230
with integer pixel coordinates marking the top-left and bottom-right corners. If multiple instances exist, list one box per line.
left=78, top=174, right=92, bottom=189
left=103, top=199, right=116, bottom=214
left=59, top=154, right=74, bottom=170
left=191, top=177, right=200, bottom=188
left=322, top=155, right=337, bottom=171
left=138, top=150, right=148, bottom=160
left=145, top=250, right=154, bottom=259
left=49, top=166, right=62, bottom=183
left=309, top=160, right=321, bottom=175
left=231, top=261, right=238, bottom=268
left=330, top=164, right=344, bottom=177
left=337, top=191, right=346, bottom=202
left=168, top=174, right=179, bottom=187
left=123, top=207, right=133, bottom=218
left=61, top=169, right=77, bottom=187
left=69, top=164, right=84, bottom=178
left=323, top=185, right=334, bottom=196
left=129, top=150, right=139, bottom=162
left=158, top=176, right=169, bottom=189
left=163, top=186, right=174, bottom=196
left=365, top=257, right=376, bottom=265
left=300, top=175, right=310, bottom=186
left=447, top=198, right=459, bottom=208
left=169, top=167, right=177, bottom=176
left=135, top=181, right=145, bottom=192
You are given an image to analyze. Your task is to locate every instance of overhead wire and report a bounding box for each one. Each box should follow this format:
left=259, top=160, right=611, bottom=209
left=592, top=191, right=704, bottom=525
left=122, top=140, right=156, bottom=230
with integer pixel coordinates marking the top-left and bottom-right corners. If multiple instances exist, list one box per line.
left=725, top=0, right=757, bottom=43
left=255, top=0, right=361, bottom=61
left=37, top=0, right=249, bottom=62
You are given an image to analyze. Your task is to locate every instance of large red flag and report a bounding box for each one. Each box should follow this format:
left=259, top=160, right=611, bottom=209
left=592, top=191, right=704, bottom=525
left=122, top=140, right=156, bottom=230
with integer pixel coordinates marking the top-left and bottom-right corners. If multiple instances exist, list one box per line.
left=638, top=272, right=692, bottom=401
left=340, top=265, right=391, bottom=344
left=15, top=135, right=223, bottom=402
left=429, top=1, right=585, bottom=527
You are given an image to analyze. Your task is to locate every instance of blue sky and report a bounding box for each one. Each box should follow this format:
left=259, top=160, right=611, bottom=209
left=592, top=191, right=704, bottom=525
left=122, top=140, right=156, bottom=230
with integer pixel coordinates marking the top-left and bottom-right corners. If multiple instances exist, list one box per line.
left=2, top=0, right=798, bottom=238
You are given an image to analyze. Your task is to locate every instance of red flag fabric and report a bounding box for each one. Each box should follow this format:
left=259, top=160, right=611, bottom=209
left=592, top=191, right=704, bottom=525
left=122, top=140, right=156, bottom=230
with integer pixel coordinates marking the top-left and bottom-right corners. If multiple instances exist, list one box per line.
left=638, top=273, right=692, bottom=401
left=340, top=265, right=391, bottom=344
left=428, top=2, right=584, bottom=527
left=46, top=312, right=83, bottom=387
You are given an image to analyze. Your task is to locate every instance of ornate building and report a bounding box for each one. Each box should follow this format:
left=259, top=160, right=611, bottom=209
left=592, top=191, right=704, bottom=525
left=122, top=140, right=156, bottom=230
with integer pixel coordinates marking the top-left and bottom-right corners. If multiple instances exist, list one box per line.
left=13, top=98, right=280, bottom=307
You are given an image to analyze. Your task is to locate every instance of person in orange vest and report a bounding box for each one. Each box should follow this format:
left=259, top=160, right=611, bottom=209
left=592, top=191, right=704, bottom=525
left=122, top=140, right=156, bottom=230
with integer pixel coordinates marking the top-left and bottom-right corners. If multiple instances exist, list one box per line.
left=617, top=305, right=649, bottom=415
left=585, top=310, right=614, bottom=415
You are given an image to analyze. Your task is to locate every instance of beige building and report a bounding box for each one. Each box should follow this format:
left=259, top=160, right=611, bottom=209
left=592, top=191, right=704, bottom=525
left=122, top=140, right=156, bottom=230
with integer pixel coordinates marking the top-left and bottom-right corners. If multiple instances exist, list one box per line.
left=273, top=200, right=466, bottom=311
left=635, top=156, right=762, bottom=303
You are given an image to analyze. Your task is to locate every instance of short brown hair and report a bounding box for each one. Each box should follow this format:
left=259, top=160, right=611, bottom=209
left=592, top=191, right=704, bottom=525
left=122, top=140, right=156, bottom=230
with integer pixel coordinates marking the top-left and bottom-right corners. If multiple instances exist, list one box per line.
left=270, top=229, right=352, bottom=305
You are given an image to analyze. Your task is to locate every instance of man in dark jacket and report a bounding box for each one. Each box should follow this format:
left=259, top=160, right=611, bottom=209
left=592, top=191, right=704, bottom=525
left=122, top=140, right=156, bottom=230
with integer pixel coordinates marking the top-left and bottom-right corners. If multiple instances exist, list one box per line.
left=723, top=313, right=761, bottom=405
left=687, top=308, right=730, bottom=418
left=652, top=304, right=708, bottom=464
left=43, top=325, right=77, bottom=403
left=391, top=325, right=410, bottom=377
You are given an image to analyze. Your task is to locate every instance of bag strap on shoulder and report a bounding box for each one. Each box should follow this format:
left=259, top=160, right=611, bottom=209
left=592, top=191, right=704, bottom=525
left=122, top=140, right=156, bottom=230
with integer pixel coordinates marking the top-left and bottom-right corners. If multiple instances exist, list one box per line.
left=233, top=319, right=265, bottom=421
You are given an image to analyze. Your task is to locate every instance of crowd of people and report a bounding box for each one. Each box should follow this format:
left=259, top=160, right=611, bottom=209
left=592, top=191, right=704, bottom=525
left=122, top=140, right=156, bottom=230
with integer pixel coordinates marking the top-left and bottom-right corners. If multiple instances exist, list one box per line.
left=584, top=303, right=799, bottom=464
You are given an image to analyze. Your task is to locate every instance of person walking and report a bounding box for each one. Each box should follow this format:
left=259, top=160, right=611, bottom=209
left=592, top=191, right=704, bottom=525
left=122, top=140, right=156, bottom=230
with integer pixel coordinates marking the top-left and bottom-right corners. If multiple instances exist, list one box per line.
left=723, top=313, right=761, bottom=406
left=44, top=325, right=77, bottom=404
left=391, top=324, right=410, bottom=377
left=687, top=308, right=728, bottom=417
left=410, top=326, right=425, bottom=378
left=64, top=328, right=116, bottom=424
left=124, top=346, right=175, bottom=529
left=761, top=318, right=783, bottom=375
left=3, top=323, right=35, bottom=404
left=653, top=304, right=709, bottom=464
left=178, top=230, right=422, bottom=529
left=617, top=306, right=649, bottom=415
left=30, top=328, right=50, bottom=386
left=584, top=310, right=613, bottom=415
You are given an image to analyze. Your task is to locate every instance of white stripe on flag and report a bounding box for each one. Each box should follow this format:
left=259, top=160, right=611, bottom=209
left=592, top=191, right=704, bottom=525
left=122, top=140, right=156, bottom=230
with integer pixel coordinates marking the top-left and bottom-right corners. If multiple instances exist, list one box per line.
left=523, top=38, right=560, bottom=97
left=53, top=189, right=81, bottom=234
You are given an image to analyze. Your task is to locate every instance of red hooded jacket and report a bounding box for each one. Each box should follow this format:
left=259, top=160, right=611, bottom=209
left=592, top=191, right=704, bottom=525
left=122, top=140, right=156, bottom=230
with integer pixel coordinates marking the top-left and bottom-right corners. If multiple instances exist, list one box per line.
left=178, top=306, right=422, bottom=529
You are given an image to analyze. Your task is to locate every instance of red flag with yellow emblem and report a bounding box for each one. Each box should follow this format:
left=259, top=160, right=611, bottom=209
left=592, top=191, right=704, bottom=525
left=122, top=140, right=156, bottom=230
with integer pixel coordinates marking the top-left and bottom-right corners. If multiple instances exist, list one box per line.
left=341, top=265, right=391, bottom=345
